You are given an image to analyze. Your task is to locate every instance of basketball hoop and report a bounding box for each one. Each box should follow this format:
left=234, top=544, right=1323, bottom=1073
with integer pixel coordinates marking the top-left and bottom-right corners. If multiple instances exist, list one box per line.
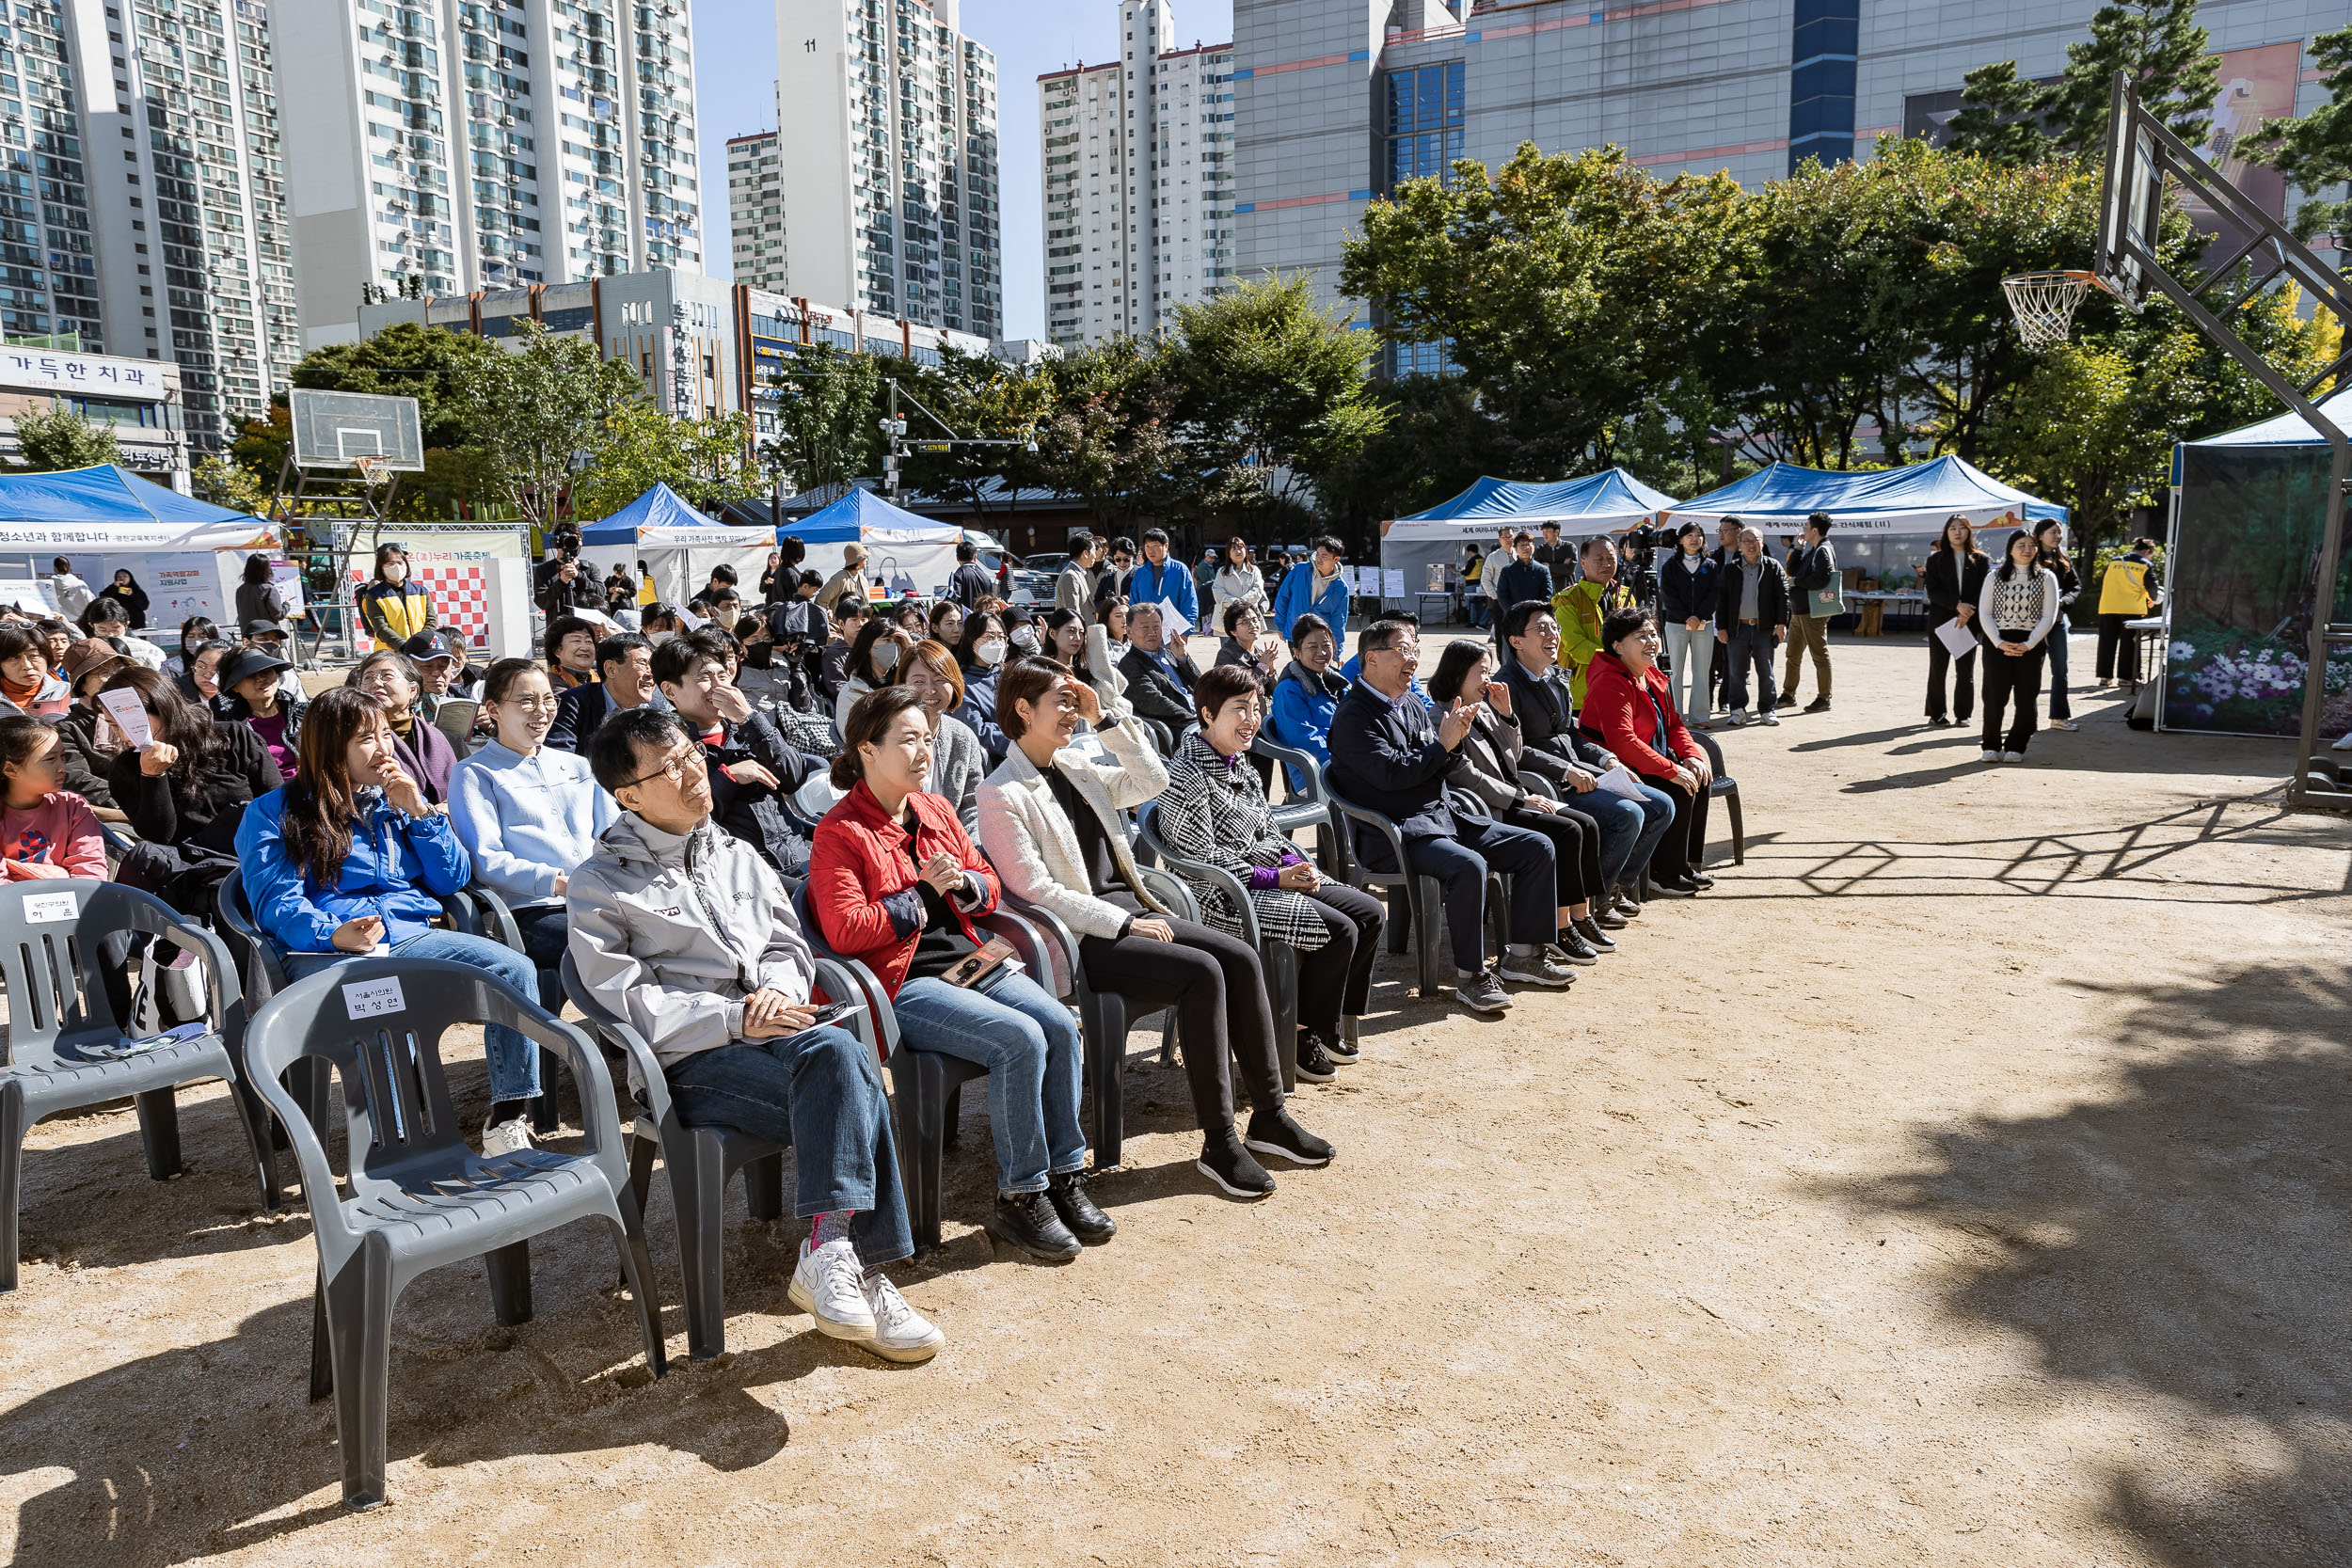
left=2001, top=270, right=2106, bottom=350
left=354, top=455, right=391, bottom=487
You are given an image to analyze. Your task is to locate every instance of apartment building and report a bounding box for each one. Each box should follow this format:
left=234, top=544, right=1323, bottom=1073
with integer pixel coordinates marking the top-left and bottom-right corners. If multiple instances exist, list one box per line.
left=726, top=128, right=787, bottom=292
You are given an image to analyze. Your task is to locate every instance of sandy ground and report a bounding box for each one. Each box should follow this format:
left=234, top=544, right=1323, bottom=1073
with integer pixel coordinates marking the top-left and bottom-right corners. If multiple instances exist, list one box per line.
left=5, top=630, right=2351, bottom=1567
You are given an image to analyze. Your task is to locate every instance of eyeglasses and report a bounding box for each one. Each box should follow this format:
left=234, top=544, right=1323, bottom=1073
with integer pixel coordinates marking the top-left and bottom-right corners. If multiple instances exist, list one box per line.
left=503, top=694, right=561, bottom=711
left=621, top=741, right=705, bottom=789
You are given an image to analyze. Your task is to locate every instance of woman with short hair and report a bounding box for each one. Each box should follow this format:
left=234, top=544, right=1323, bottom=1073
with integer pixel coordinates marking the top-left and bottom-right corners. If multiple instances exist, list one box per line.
left=545, top=615, right=600, bottom=691
left=345, top=648, right=458, bottom=802
left=0, top=623, right=69, bottom=718
left=1579, top=607, right=1716, bottom=896
left=809, top=685, right=1106, bottom=1260
left=1265, top=612, right=1346, bottom=790
left=896, top=638, right=986, bottom=830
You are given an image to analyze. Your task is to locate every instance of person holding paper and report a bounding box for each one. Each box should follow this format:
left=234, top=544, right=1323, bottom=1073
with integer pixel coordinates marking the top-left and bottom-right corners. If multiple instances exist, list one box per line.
left=102, top=665, right=283, bottom=860
left=1114, top=602, right=1198, bottom=752
left=1923, top=514, right=1990, bottom=728
left=1126, top=528, right=1200, bottom=631
left=1579, top=608, right=1715, bottom=897
left=808, top=685, right=1102, bottom=1262
left=0, top=716, right=105, bottom=879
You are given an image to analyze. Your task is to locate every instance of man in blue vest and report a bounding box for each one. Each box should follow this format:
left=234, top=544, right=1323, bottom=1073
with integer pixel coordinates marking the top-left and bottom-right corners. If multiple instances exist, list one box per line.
left=1126, top=528, right=1200, bottom=633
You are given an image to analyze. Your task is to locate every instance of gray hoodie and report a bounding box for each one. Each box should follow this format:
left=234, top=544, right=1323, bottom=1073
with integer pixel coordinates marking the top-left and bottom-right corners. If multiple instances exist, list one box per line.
left=565, top=810, right=818, bottom=1069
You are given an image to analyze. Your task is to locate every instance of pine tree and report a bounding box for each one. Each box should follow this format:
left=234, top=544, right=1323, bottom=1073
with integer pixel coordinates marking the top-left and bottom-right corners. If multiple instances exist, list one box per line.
left=1945, top=61, right=2058, bottom=166
left=2254, top=24, right=2352, bottom=243
left=1946, top=0, right=2219, bottom=166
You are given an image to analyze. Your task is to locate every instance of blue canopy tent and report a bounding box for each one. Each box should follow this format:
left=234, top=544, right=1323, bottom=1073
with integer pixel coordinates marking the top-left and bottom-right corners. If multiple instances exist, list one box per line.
left=782, top=486, right=964, bottom=600
left=578, top=483, right=770, bottom=606
left=0, top=464, right=278, bottom=628
left=1380, top=468, right=1682, bottom=599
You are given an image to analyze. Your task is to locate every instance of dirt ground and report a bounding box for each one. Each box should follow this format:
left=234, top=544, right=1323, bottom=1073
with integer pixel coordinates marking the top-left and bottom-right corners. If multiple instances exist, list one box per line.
left=5, top=630, right=2351, bottom=1567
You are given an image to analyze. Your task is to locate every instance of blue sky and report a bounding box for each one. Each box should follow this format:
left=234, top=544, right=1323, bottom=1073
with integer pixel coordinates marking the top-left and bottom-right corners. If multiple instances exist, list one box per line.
left=692, top=0, right=1236, bottom=341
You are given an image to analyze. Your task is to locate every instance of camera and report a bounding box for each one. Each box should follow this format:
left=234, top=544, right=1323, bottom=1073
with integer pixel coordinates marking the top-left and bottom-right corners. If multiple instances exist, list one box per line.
left=1613, top=523, right=1667, bottom=603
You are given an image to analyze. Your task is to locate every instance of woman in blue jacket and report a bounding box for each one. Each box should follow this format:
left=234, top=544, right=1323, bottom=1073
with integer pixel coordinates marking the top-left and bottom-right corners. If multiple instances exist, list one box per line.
left=1266, top=613, right=1349, bottom=792
left=235, top=686, right=546, bottom=1155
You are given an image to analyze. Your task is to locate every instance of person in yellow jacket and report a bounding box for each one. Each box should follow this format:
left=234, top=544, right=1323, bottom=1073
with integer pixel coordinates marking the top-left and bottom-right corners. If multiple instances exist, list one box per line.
left=2094, top=536, right=2161, bottom=686
left=1551, top=535, right=1639, bottom=707
left=353, top=543, right=437, bottom=652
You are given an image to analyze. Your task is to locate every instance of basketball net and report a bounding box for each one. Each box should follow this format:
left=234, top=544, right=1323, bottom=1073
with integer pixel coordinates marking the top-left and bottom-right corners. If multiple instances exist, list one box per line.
left=2001, top=270, right=2106, bottom=351
left=354, top=455, right=392, bottom=487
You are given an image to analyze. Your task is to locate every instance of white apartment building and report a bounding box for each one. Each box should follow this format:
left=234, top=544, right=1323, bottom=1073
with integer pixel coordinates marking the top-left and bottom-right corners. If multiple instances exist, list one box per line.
left=278, top=0, right=704, bottom=351
left=726, top=129, right=787, bottom=292
left=1037, top=1, right=1234, bottom=348
left=772, top=0, right=1002, bottom=340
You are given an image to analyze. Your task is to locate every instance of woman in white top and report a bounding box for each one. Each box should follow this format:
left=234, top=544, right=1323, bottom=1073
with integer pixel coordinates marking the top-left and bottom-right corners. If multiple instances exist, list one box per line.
left=834, top=621, right=912, bottom=732
left=1976, top=529, right=2061, bottom=764
left=447, top=657, right=616, bottom=1008
left=1210, top=537, right=1266, bottom=622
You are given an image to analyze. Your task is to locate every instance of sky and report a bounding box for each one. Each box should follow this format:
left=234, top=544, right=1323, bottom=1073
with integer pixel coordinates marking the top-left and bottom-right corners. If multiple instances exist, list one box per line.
left=691, top=0, right=1235, bottom=342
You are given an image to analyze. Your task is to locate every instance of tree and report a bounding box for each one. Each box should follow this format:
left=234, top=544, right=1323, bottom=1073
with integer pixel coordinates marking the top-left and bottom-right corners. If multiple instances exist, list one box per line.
left=760, top=342, right=881, bottom=499
left=1977, top=335, right=2201, bottom=549
left=2254, top=24, right=2352, bottom=243
left=1029, top=338, right=1189, bottom=531
left=460, top=321, right=642, bottom=531
left=293, top=320, right=502, bottom=451
left=1947, top=0, right=2218, bottom=166
left=192, top=453, right=266, bottom=515
left=572, top=402, right=764, bottom=520
left=1944, top=61, right=2060, bottom=166
left=11, top=405, right=120, bottom=471
left=887, top=346, right=1056, bottom=522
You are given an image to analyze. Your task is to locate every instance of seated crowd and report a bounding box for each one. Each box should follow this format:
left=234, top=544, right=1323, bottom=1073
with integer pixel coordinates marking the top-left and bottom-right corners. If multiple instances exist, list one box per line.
left=0, top=546, right=1729, bottom=1369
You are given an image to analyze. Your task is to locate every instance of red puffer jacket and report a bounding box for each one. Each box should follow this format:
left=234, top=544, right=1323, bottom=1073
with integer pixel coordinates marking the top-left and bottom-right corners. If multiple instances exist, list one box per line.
left=1579, top=651, right=1699, bottom=778
left=807, top=779, right=1000, bottom=996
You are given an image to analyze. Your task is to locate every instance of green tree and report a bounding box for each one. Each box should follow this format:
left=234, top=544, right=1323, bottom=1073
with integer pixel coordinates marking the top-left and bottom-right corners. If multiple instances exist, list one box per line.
left=887, top=346, right=1055, bottom=522
left=293, top=320, right=502, bottom=450
left=1947, top=0, right=2218, bottom=166
left=461, top=320, right=642, bottom=530
left=11, top=404, right=120, bottom=470
left=1312, top=372, right=1506, bottom=528
left=192, top=453, right=266, bottom=514
left=573, top=402, right=764, bottom=520
left=1977, top=334, right=2202, bottom=549
left=2253, top=24, right=2352, bottom=242
left=760, top=342, right=882, bottom=499
left=1943, top=61, right=2060, bottom=166
left=1030, top=337, right=1188, bottom=531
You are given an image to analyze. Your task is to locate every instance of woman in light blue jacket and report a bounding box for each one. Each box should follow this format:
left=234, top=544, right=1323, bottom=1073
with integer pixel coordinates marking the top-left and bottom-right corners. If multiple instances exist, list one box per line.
left=449, top=657, right=616, bottom=1014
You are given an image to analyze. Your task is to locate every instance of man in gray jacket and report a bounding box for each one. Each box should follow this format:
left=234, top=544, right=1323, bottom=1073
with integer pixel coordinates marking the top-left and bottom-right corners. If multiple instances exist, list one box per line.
left=567, top=705, right=942, bottom=1364
left=1055, top=531, right=1103, bottom=626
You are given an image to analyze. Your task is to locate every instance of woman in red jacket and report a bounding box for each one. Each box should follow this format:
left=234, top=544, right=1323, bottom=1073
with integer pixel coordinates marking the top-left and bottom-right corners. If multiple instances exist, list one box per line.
left=1579, top=607, right=1717, bottom=896
left=807, top=685, right=1108, bottom=1263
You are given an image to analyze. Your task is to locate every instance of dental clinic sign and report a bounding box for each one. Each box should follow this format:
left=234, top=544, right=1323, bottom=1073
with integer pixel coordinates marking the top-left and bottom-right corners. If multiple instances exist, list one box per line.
left=0, top=347, right=169, bottom=396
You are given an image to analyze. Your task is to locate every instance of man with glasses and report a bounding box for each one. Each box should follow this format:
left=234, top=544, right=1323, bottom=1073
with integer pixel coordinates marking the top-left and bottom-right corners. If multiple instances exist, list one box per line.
left=1325, top=621, right=1575, bottom=1017
left=568, top=705, right=942, bottom=1364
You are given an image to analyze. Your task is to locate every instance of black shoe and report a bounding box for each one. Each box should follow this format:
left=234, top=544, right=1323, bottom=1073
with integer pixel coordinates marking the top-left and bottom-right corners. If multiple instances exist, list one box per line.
left=1648, top=877, right=1698, bottom=897
left=1573, top=915, right=1617, bottom=951
left=1047, top=1169, right=1117, bottom=1245
left=1686, top=870, right=1717, bottom=891
left=993, top=1189, right=1081, bottom=1260
left=1550, top=927, right=1599, bottom=964
left=1926, top=714, right=1952, bottom=727
left=1613, top=891, right=1643, bottom=917
left=1589, top=904, right=1629, bottom=931
left=1295, top=1033, right=1337, bottom=1083
left=1197, top=1130, right=1276, bottom=1198
left=1804, top=697, right=1832, bottom=714
left=1774, top=694, right=1799, bottom=710
left=1325, top=1025, right=1360, bottom=1064
left=1246, top=1106, right=1334, bottom=1167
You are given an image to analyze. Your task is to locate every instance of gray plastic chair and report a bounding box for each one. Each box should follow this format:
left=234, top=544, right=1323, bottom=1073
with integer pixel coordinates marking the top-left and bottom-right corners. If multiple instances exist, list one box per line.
left=0, top=879, right=271, bottom=1292
left=245, top=956, right=664, bottom=1510
left=1321, top=781, right=1450, bottom=998
left=1134, top=800, right=1300, bottom=1092
left=1691, top=729, right=1744, bottom=865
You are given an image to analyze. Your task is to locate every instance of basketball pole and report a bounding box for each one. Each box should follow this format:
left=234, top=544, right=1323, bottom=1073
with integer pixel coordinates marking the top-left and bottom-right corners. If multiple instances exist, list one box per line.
left=2091, top=71, right=2352, bottom=813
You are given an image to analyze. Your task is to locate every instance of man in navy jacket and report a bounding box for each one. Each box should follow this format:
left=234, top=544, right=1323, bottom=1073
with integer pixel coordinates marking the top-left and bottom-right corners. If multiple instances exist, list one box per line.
left=548, top=632, right=670, bottom=752
left=1324, top=619, right=1573, bottom=1017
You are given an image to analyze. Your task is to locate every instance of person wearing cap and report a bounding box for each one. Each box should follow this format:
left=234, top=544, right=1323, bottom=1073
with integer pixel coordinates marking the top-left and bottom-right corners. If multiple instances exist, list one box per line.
left=399, top=631, right=469, bottom=723
left=55, top=638, right=131, bottom=815
left=217, top=643, right=306, bottom=781
left=814, top=544, right=868, bottom=616
left=238, top=618, right=305, bottom=705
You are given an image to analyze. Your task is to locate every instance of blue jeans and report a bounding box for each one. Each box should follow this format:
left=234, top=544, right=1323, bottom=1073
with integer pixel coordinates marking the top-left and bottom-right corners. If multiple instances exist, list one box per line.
left=1583, top=783, right=1675, bottom=890
left=283, top=929, right=542, bottom=1103
left=665, top=1023, right=914, bottom=1269
left=890, top=973, right=1086, bottom=1195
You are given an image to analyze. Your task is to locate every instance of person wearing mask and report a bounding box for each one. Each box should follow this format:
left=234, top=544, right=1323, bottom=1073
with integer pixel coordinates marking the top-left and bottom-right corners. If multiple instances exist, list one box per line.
left=1271, top=535, right=1352, bottom=638
left=814, top=544, right=869, bottom=617
left=1978, top=529, right=2061, bottom=764
left=896, top=638, right=987, bottom=830
left=1923, top=514, right=1991, bottom=728
left=1211, top=537, right=1267, bottom=625
left=1490, top=531, right=1554, bottom=617
left=216, top=645, right=305, bottom=781
left=97, top=568, right=150, bottom=631
left=1160, top=664, right=1387, bottom=1078
left=548, top=632, right=665, bottom=753
left=1326, top=621, right=1574, bottom=1017
left=1778, top=513, right=1839, bottom=714
left=1426, top=641, right=1606, bottom=964
left=1714, top=527, right=1790, bottom=727
left=161, top=616, right=219, bottom=685
left=238, top=687, right=544, bottom=1152
left=239, top=619, right=307, bottom=702
left=234, top=555, right=295, bottom=627
left=345, top=649, right=458, bottom=803
left=1126, top=528, right=1200, bottom=632
left=952, top=610, right=1012, bottom=762
left=929, top=597, right=965, bottom=653
left=771, top=569, right=834, bottom=682
left=355, top=545, right=436, bottom=651
left=946, top=540, right=996, bottom=609
left=977, top=657, right=1333, bottom=1198
left=1580, top=608, right=1716, bottom=897
left=1054, top=533, right=1103, bottom=626
left=1553, top=535, right=1636, bottom=707
left=704, top=586, right=752, bottom=642
left=2030, top=517, right=2082, bottom=732
left=568, top=705, right=941, bottom=1360
left=54, top=639, right=130, bottom=814
left=1115, top=602, right=1197, bottom=752
left=0, top=716, right=104, bottom=880
left=450, top=657, right=616, bottom=1018
left=1267, top=612, right=1348, bottom=792
left=657, top=634, right=824, bottom=877
left=1657, top=522, right=1722, bottom=725
left=1534, top=521, right=1578, bottom=594
left=735, top=614, right=828, bottom=744
left=809, top=686, right=1104, bottom=1260
left=0, top=624, right=69, bottom=718
left=820, top=598, right=870, bottom=709
left=834, top=619, right=911, bottom=734
left=48, top=557, right=91, bottom=622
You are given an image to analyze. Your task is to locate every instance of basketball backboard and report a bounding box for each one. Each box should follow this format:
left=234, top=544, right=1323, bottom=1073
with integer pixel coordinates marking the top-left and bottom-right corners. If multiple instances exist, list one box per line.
left=2092, top=80, right=2163, bottom=314
left=289, top=388, right=424, bottom=472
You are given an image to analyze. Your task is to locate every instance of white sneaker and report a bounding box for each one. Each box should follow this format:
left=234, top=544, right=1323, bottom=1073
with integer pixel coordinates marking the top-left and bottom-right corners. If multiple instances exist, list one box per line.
left=2050, top=719, right=2079, bottom=732
left=860, top=1271, right=944, bottom=1364
left=481, top=1117, right=534, bottom=1157
left=1721, top=710, right=1750, bottom=727
left=1980, top=749, right=2001, bottom=763
left=2332, top=731, right=2352, bottom=752
left=2002, top=751, right=2026, bottom=764
left=787, top=1236, right=877, bottom=1342
left=1756, top=711, right=1781, bottom=727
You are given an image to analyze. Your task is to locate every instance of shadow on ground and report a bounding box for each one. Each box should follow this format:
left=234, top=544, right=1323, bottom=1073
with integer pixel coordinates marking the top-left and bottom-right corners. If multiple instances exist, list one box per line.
left=1834, top=959, right=2352, bottom=1566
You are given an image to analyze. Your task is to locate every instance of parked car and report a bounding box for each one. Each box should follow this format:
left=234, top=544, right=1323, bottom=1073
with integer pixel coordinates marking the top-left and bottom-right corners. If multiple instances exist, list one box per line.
left=1010, top=551, right=1070, bottom=607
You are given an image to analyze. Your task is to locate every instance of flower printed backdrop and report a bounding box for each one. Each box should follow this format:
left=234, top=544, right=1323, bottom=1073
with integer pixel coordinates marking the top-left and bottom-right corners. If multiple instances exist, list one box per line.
left=2165, top=445, right=2352, bottom=738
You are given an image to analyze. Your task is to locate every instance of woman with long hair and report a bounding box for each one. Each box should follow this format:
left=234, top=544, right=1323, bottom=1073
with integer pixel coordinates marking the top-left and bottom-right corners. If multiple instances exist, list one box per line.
left=1211, top=537, right=1266, bottom=622
left=354, top=543, right=437, bottom=650
left=1923, top=513, right=1989, bottom=727
left=929, top=597, right=965, bottom=652
left=1580, top=607, right=1716, bottom=895
left=1041, top=607, right=1091, bottom=679
left=1977, top=529, right=2061, bottom=764
left=102, top=664, right=281, bottom=855
left=96, top=567, right=149, bottom=631
left=175, top=639, right=230, bottom=711
left=345, top=648, right=458, bottom=802
left=834, top=618, right=912, bottom=732
left=235, top=553, right=294, bottom=626
left=236, top=687, right=545, bottom=1151
left=0, top=715, right=104, bottom=879
left=809, top=685, right=1104, bottom=1260
left=0, top=623, right=69, bottom=718
left=2032, top=517, right=2081, bottom=733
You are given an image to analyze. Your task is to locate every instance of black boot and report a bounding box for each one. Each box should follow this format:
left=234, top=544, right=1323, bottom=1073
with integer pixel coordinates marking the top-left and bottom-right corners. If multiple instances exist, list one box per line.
left=993, top=1189, right=1080, bottom=1260
left=1047, top=1168, right=1117, bottom=1244
left=1197, top=1127, right=1276, bottom=1199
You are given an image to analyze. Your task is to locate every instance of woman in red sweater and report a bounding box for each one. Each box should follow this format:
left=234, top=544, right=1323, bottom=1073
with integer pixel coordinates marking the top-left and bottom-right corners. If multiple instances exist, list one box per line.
left=806, top=685, right=1108, bottom=1263
left=1579, top=607, right=1717, bottom=896
left=0, top=716, right=106, bottom=879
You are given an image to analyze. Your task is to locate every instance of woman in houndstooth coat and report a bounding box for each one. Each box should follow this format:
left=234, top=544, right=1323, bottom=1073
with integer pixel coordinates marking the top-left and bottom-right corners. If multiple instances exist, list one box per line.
left=1155, top=669, right=1386, bottom=1074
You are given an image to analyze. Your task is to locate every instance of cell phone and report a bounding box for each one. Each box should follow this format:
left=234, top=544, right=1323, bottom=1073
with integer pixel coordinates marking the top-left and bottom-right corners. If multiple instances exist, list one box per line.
left=803, top=998, right=862, bottom=1028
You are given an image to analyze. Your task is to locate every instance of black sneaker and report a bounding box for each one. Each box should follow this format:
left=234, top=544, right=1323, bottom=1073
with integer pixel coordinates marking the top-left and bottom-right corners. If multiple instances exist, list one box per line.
left=1687, top=870, right=1717, bottom=891
left=1295, top=1032, right=1338, bottom=1083
left=1325, top=1025, right=1360, bottom=1064
left=1245, top=1106, right=1334, bottom=1167
left=1647, top=877, right=1697, bottom=897
left=1549, top=927, right=1598, bottom=964
left=993, top=1189, right=1081, bottom=1260
left=1573, top=915, right=1617, bottom=951
left=1198, top=1129, right=1276, bottom=1198
left=1613, top=891, right=1644, bottom=918
left=1775, top=694, right=1799, bottom=710
left=1047, top=1169, right=1117, bottom=1245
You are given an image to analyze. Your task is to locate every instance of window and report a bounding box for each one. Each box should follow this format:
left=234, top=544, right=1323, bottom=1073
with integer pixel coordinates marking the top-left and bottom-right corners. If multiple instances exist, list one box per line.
left=1383, top=60, right=1464, bottom=191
